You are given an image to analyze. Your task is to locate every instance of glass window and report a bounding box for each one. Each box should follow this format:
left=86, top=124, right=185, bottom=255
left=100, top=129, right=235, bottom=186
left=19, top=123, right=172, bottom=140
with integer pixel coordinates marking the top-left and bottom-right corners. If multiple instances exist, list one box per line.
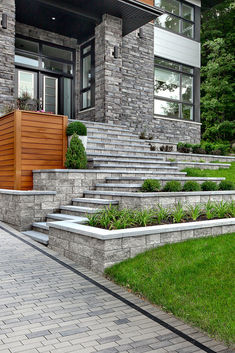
left=155, top=68, right=180, bottom=100
left=155, top=100, right=180, bottom=117
left=155, top=0, right=180, bottom=16
left=155, top=0, right=194, bottom=38
left=44, top=76, right=58, bottom=114
left=182, top=4, right=194, bottom=21
left=82, top=91, right=91, bottom=110
left=42, top=45, right=73, bottom=61
left=15, top=54, right=39, bottom=67
left=182, top=75, right=193, bottom=103
left=83, top=46, right=91, bottom=55
left=156, top=14, right=180, bottom=34
left=15, top=38, right=39, bottom=53
left=64, top=78, right=72, bottom=119
left=82, top=55, right=91, bottom=89
left=182, top=104, right=193, bottom=120
left=154, top=58, right=194, bottom=120
left=18, top=71, right=34, bottom=98
left=42, top=58, right=73, bottom=74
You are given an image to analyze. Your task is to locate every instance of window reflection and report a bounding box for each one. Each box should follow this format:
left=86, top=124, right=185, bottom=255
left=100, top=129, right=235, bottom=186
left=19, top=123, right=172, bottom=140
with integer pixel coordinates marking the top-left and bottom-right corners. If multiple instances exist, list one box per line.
left=155, top=68, right=180, bottom=100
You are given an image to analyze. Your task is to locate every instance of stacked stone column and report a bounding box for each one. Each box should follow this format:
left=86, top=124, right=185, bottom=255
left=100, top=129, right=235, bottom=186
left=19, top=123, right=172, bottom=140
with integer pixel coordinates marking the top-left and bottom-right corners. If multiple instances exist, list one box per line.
left=95, top=14, right=123, bottom=124
left=0, top=0, right=15, bottom=114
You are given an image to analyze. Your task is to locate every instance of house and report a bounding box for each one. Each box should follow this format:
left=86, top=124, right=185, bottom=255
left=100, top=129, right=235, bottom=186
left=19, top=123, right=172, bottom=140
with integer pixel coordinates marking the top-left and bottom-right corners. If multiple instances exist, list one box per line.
left=0, top=0, right=201, bottom=144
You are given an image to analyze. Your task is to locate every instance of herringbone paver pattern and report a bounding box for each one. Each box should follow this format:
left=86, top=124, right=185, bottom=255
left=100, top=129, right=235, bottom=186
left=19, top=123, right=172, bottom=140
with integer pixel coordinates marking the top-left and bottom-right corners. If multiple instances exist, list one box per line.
left=0, top=224, right=233, bottom=353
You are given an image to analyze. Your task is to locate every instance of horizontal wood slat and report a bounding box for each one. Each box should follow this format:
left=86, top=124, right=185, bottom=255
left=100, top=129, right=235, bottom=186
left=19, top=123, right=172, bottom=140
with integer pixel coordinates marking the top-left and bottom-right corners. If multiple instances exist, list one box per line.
left=0, top=110, right=68, bottom=190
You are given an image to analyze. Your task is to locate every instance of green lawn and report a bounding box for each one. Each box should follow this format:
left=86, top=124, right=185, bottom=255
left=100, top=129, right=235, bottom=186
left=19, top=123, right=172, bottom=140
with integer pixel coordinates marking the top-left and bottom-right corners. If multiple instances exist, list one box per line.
left=105, top=234, right=235, bottom=344
left=182, top=162, right=235, bottom=183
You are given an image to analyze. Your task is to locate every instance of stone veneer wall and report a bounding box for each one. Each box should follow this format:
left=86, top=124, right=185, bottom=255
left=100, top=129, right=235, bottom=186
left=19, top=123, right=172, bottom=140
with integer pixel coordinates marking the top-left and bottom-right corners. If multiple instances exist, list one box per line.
left=15, top=22, right=80, bottom=116
left=121, top=23, right=154, bottom=133
left=0, top=0, right=15, bottom=114
left=95, top=15, right=123, bottom=124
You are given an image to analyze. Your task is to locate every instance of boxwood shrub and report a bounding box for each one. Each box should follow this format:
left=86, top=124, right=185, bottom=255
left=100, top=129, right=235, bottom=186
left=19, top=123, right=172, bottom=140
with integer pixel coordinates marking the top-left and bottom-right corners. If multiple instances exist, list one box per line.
left=163, top=181, right=182, bottom=192
left=201, top=181, right=218, bottom=191
left=183, top=181, right=201, bottom=192
left=218, top=180, right=235, bottom=191
left=141, top=179, right=161, bottom=192
left=65, top=134, right=87, bottom=169
left=66, top=121, right=87, bottom=136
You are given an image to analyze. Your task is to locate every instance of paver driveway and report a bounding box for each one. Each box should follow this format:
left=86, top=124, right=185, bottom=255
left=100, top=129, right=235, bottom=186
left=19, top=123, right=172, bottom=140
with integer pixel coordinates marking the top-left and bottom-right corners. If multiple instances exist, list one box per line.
left=0, top=223, right=232, bottom=353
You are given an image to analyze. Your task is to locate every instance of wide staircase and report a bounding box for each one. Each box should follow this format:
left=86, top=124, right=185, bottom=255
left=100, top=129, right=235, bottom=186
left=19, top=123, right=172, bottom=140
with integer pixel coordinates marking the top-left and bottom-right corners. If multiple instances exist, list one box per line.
left=23, top=121, right=226, bottom=245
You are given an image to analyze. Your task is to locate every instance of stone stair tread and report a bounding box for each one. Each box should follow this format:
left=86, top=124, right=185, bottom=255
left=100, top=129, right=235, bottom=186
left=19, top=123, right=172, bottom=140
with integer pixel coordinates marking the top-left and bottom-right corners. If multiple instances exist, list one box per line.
left=70, top=120, right=133, bottom=133
left=93, top=164, right=179, bottom=170
left=89, top=158, right=171, bottom=165
left=96, top=183, right=142, bottom=188
left=47, top=213, right=88, bottom=223
left=86, top=147, right=170, bottom=155
left=87, top=153, right=164, bottom=160
left=60, top=205, right=101, bottom=214
left=105, top=176, right=226, bottom=182
left=88, top=136, right=176, bottom=146
left=22, top=230, right=49, bottom=245
left=88, top=141, right=151, bottom=148
left=72, top=198, right=119, bottom=205
left=32, top=222, right=49, bottom=230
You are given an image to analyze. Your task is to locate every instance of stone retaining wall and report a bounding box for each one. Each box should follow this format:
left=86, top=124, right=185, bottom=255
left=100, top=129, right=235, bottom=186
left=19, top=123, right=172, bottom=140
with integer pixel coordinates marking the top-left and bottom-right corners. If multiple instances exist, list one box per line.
left=48, top=219, right=235, bottom=273
left=0, top=190, right=57, bottom=231
left=162, top=151, right=235, bottom=163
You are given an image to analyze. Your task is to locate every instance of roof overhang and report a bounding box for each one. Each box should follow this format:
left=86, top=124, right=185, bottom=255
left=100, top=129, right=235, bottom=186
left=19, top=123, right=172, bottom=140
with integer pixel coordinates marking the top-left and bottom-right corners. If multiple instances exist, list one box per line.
left=16, top=0, right=163, bottom=43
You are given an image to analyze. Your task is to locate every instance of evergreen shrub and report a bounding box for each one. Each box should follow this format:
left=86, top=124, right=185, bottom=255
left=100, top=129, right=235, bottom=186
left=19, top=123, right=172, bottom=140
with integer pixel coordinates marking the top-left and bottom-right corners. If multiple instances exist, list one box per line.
left=65, top=134, right=87, bottom=169
left=66, top=121, right=87, bottom=136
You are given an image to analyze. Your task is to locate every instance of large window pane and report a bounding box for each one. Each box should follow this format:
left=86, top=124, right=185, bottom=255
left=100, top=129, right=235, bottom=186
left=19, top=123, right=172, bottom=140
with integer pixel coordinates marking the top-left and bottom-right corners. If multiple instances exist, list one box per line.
left=44, top=77, right=57, bottom=114
left=15, top=54, right=39, bottom=67
left=15, top=38, right=39, bottom=53
left=156, top=14, right=180, bottom=34
left=182, top=4, right=194, bottom=21
left=82, top=55, right=91, bottom=89
left=42, top=45, right=73, bottom=61
left=182, top=104, right=193, bottom=120
left=155, top=57, right=180, bottom=71
left=182, top=20, right=194, bottom=38
left=155, top=0, right=180, bottom=15
left=182, top=74, right=193, bottom=103
left=18, top=71, right=34, bottom=98
left=64, top=78, right=72, bottom=119
left=155, top=68, right=180, bottom=100
left=155, top=99, right=180, bottom=117
left=42, top=58, right=73, bottom=74
left=82, top=91, right=91, bottom=110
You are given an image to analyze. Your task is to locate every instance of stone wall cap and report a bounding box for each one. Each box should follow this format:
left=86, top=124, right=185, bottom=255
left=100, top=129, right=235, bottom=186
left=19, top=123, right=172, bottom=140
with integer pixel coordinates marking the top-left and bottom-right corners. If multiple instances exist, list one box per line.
left=48, top=218, right=235, bottom=240
left=85, top=190, right=235, bottom=198
left=0, top=189, right=56, bottom=195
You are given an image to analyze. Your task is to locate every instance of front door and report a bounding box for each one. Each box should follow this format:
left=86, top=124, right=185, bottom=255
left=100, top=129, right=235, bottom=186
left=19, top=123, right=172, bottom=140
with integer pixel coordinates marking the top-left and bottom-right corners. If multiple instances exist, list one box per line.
left=42, top=75, right=58, bottom=114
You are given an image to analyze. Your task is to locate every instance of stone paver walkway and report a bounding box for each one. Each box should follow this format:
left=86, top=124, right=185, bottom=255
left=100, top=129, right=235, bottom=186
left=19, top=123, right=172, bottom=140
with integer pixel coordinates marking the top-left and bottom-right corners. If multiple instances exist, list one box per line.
left=0, top=223, right=233, bottom=353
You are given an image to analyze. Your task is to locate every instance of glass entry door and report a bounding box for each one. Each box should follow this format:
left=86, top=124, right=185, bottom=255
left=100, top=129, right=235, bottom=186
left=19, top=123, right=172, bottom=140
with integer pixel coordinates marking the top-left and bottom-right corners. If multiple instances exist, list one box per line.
left=43, top=75, right=58, bottom=114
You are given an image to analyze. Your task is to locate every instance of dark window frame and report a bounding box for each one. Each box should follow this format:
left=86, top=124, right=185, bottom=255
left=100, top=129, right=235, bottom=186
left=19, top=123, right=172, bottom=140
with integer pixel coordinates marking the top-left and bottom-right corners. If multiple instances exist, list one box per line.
left=80, top=39, right=95, bottom=111
left=154, top=56, right=195, bottom=121
left=15, top=34, right=76, bottom=118
left=155, top=0, right=195, bottom=40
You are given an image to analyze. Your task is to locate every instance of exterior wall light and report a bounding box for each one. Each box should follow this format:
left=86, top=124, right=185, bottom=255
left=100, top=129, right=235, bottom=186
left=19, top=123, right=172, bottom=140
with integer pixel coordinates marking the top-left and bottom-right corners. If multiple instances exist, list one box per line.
left=1, top=13, right=8, bottom=29
left=113, top=46, right=119, bottom=59
left=138, top=28, right=144, bottom=39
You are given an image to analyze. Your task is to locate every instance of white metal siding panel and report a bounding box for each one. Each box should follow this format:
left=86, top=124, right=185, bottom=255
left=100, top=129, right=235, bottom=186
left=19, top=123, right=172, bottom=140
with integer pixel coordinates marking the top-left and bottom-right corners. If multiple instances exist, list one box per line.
left=154, top=27, right=201, bottom=68
left=185, top=0, right=201, bottom=7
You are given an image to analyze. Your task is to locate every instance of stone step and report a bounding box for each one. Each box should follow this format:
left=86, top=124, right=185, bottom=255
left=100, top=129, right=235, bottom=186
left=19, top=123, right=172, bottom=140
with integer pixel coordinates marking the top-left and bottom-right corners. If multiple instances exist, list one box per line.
left=87, top=130, right=139, bottom=140
left=72, top=198, right=119, bottom=208
left=87, top=152, right=164, bottom=162
left=89, top=158, right=172, bottom=168
left=71, top=120, right=134, bottom=133
left=60, top=205, right=101, bottom=217
left=96, top=183, right=142, bottom=192
left=87, top=141, right=151, bottom=151
left=93, top=164, right=179, bottom=172
left=46, top=213, right=89, bottom=223
left=86, top=146, right=173, bottom=157
left=105, top=176, right=226, bottom=185
left=22, top=230, right=49, bottom=245
left=32, top=222, right=49, bottom=235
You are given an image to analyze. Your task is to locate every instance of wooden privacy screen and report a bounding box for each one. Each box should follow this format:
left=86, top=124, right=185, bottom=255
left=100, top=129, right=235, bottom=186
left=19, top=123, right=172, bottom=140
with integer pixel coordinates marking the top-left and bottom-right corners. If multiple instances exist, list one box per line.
left=0, top=110, right=68, bottom=190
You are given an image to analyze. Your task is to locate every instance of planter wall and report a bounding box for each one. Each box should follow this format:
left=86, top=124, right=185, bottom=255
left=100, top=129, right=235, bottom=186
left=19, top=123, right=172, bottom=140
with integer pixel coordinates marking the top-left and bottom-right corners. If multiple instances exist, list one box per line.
left=0, top=110, right=68, bottom=190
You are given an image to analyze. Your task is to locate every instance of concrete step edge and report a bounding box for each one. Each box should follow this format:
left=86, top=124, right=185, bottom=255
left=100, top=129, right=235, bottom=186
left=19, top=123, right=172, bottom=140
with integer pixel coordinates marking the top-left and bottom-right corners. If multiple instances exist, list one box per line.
left=22, top=230, right=49, bottom=245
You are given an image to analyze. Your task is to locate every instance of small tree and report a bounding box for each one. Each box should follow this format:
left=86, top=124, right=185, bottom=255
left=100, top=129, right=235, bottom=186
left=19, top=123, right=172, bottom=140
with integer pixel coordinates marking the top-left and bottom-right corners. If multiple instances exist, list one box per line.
left=65, top=134, right=87, bottom=169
